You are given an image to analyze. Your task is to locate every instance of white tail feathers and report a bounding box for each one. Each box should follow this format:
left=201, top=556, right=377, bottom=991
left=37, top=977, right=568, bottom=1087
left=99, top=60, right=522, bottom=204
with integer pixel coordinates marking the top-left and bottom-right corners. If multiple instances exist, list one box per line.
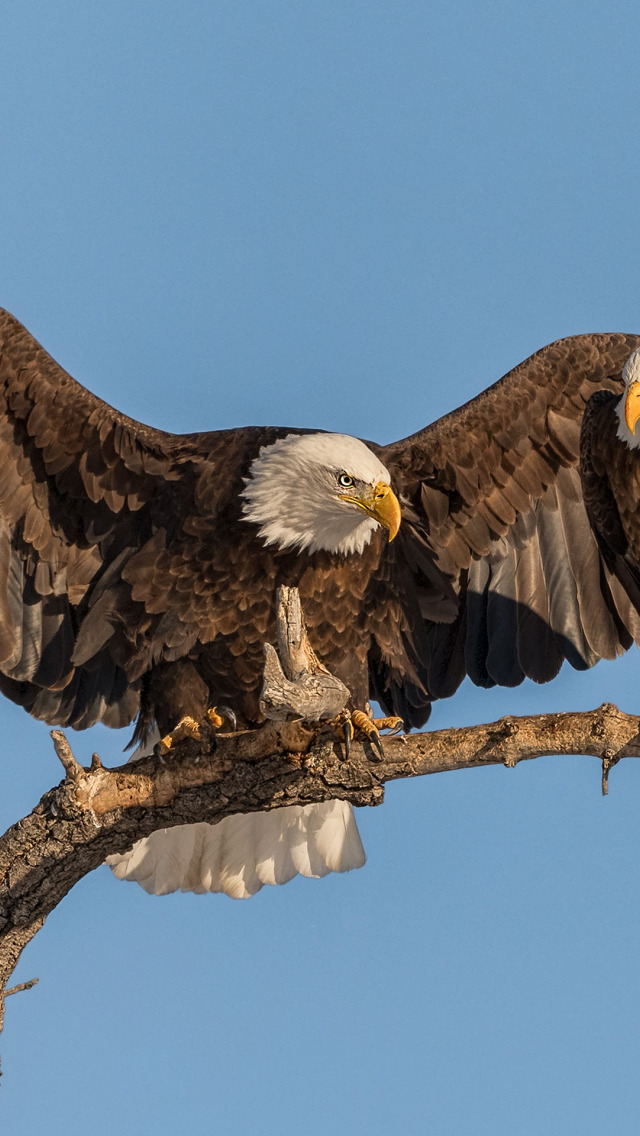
left=106, top=800, right=366, bottom=898
left=106, top=727, right=366, bottom=898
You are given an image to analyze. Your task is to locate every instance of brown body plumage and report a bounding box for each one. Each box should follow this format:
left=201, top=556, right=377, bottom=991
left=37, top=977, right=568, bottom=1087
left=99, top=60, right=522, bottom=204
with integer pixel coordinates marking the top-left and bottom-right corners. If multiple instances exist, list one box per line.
left=0, top=309, right=639, bottom=752
left=580, top=389, right=640, bottom=612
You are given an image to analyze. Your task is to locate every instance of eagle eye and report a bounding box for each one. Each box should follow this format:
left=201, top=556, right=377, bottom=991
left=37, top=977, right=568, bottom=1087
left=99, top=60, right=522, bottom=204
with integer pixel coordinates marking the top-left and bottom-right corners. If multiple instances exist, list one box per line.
left=337, top=472, right=355, bottom=489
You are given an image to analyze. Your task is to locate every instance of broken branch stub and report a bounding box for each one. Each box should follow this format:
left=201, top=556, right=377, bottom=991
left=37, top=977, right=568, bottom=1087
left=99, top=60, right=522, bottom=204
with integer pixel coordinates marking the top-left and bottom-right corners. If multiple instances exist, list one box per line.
left=260, top=643, right=349, bottom=721
left=260, top=586, right=350, bottom=721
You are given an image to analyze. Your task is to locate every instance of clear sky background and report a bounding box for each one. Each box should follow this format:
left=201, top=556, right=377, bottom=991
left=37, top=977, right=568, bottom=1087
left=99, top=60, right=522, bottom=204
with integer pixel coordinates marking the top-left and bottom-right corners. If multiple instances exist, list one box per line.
left=2, top=2, right=640, bottom=1132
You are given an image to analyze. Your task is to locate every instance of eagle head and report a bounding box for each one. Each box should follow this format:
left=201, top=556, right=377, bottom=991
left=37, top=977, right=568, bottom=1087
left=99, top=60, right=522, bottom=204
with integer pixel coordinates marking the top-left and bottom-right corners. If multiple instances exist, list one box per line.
left=241, top=432, right=401, bottom=556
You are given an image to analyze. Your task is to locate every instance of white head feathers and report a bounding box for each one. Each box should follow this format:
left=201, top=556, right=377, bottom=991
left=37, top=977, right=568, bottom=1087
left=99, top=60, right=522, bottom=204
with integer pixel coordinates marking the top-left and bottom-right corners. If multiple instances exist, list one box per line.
left=616, top=348, right=640, bottom=450
left=241, top=432, right=392, bottom=556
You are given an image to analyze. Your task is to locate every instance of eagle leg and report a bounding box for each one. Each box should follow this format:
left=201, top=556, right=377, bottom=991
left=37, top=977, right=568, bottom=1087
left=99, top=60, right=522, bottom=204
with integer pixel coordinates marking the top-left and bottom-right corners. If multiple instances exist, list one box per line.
left=327, top=709, right=403, bottom=760
left=370, top=715, right=404, bottom=735
left=157, top=715, right=202, bottom=753
left=350, top=710, right=385, bottom=759
left=156, top=706, right=238, bottom=756
left=326, top=708, right=353, bottom=758
left=349, top=711, right=404, bottom=759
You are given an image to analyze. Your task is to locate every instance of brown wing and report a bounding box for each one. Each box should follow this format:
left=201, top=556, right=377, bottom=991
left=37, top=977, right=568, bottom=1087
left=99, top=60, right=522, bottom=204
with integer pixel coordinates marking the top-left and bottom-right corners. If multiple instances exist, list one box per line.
left=0, top=308, right=251, bottom=731
left=374, top=334, right=640, bottom=722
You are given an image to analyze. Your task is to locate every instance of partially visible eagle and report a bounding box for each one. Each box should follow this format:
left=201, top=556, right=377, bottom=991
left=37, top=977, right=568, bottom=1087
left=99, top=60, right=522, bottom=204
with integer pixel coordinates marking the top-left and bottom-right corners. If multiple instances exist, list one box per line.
left=580, top=347, right=640, bottom=614
left=1, top=310, right=639, bottom=898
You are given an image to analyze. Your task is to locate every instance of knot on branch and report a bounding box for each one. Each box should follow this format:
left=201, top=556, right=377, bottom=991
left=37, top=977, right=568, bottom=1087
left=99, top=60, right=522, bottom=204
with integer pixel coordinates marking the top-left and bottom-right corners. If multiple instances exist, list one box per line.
left=482, top=716, right=520, bottom=767
left=590, top=702, right=624, bottom=741
left=499, top=719, right=518, bottom=737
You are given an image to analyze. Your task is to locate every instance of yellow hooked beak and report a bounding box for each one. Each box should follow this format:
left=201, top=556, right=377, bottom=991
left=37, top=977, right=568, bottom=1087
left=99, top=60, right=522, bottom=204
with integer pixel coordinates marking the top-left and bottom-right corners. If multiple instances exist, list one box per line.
left=625, top=380, right=640, bottom=435
left=340, top=481, right=402, bottom=541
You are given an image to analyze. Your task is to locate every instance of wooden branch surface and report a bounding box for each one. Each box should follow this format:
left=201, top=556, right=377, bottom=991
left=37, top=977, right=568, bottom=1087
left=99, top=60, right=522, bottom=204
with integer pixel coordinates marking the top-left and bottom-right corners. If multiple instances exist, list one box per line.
left=1, top=585, right=640, bottom=1044
left=0, top=700, right=639, bottom=1028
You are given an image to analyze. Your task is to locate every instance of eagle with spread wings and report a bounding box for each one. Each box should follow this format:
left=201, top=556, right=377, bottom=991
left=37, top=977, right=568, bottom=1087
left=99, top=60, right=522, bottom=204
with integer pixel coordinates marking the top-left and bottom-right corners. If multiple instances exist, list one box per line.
left=1, top=310, right=639, bottom=896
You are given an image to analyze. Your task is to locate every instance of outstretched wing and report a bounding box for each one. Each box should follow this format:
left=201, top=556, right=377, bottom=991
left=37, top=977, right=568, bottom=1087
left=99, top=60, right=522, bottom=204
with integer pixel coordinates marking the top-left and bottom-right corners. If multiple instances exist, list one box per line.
left=376, top=334, right=640, bottom=723
left=0, top=309, right=203, bottom=729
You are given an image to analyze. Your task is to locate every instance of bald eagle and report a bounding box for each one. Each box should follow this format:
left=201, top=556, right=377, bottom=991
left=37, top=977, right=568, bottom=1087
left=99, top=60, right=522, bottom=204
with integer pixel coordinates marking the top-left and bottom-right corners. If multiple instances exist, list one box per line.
left=1, top=310, right=639, bottom=898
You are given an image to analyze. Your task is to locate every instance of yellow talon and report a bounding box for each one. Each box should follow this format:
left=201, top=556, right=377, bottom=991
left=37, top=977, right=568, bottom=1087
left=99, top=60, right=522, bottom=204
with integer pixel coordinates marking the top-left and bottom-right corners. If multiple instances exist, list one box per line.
left=206, top=707, right=225, bottom=728
left=351, top=711, right=403, bottom=737
left=158, top=715, right=202, bottom=753
left=351, top=710, right=379, bottom=739
left=327, top=709, right=404, bottom=761
left=372, top=715, right=404, bottom=734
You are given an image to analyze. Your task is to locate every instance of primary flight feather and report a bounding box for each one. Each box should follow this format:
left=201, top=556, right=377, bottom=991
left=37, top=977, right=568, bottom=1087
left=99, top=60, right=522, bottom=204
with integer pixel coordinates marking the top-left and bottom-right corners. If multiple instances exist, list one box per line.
left=1, top=310, right=639, bottom=896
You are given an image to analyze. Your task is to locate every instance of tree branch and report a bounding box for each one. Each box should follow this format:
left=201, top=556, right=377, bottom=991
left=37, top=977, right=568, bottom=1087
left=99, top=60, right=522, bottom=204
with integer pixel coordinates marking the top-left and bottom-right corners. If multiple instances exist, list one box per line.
left=1, top=699, right=638, bottom=1031
left=0, top=585, right=639, bottom=1043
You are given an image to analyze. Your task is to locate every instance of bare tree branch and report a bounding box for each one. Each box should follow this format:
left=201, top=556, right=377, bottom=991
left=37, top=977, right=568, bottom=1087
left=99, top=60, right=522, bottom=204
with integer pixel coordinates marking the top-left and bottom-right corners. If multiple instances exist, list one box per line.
left=0, top=587, right=639, bottom=1043
left=1, top=699, right=638, bottom=1031
left=5, top=978, right=38, bottom=998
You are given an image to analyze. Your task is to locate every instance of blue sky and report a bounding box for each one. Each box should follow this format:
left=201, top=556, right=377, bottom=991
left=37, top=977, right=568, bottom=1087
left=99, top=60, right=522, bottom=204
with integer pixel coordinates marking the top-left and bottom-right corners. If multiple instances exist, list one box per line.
left=3, top=2, right=640, bottom=1132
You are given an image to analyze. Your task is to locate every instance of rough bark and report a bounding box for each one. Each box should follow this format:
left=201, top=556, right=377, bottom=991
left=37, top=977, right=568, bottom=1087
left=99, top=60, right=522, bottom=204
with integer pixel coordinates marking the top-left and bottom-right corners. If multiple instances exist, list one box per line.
left=260, top=585, right=350, bottom=720
left=1, top=587, right=639, bottom=1042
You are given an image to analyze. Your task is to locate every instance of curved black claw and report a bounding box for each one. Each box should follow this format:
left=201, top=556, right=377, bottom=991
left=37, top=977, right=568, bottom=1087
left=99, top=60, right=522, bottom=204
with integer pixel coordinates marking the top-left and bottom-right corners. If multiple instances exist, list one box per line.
left=343, top=716, right=353, bottom=760
left=325, top=709, right=390, bottom=760
left=370, top=732, right=385, bottom=761
left=217, top=705, right=238, bottom=732
left=207, top=705, right=238, bottom=732
left=350, top=710, right=389, bottom=761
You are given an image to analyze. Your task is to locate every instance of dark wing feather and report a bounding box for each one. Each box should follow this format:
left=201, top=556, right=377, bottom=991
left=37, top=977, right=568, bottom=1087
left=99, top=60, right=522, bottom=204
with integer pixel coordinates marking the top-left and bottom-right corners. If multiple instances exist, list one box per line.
left=374, top=334, right=640, bottom=725
left=580, top=390, right=640, bottom=629
left=0, top=309, right=246, bottom=730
